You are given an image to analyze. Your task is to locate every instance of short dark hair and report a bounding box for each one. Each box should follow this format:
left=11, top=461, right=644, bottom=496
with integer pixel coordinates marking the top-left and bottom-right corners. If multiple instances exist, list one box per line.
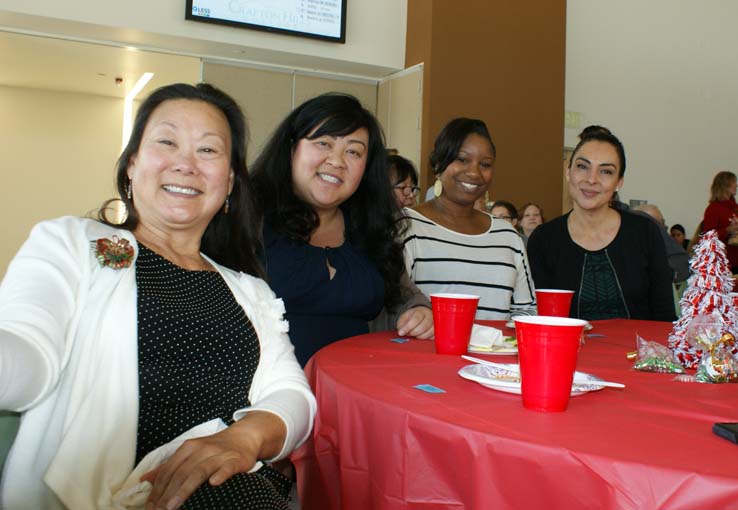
left=569, top=130, right=627, bottom=177
left=387, top=155, right=418, bottom=186
left=98, top=82, right=263, bottom=276
left=491, top=200, right=517, bottom=219
left=251, top=92, right=406, bottom=308
left=429, top=118, right=495, bottom=175
left=670, top=224, right=686, bottom=236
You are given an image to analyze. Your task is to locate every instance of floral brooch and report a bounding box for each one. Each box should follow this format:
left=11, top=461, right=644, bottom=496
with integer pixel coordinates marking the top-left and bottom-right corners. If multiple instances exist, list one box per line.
left=92, top=236, right=134, bottom=269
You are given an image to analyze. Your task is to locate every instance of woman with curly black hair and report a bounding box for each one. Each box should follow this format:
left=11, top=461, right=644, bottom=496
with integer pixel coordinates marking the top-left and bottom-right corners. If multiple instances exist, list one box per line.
left=251, top=93, right=433, bottom=366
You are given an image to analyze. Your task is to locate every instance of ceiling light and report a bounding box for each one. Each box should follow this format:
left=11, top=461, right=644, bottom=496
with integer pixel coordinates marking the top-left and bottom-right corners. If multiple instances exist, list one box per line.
left=121, top=72, right=155, bottom=151
left=125, top=72, right=153, bottom=102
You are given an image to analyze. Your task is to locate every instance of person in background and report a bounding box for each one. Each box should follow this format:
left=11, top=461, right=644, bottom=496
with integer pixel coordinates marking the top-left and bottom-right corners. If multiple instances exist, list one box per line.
left=527, top=129, right=675, bottom=321
left=687, top=221, right=704, bottom=256
left=402, top=117, right=536, bottom=319
left=473, top=191, right=491, bottom=212
left=702, top=170, right=738, bottom=273
left=633, top=203, right=665, bottom=226
left=490, top=200, right=518, bottom=228
left=388, top=154, right=420, bottom=209
left=372, top=153, right=432, bottom=332
left=251, top=93, right=433, bottom=367
left=670, top=223, right=689, bottom=250
left=518, top=202, right=544, bottom=246
left=0, top=83, right=315, bottom=510
left=633, top=203, right=689, bottom=283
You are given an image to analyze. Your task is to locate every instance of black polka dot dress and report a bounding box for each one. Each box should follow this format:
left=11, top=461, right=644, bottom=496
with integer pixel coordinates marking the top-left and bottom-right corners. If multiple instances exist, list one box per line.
left=135, top=245, right=290, bottom=510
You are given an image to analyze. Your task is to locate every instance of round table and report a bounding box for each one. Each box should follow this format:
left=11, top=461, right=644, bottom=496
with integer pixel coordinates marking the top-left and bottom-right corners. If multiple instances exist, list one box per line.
left=293, top=319, right=738, bottom=510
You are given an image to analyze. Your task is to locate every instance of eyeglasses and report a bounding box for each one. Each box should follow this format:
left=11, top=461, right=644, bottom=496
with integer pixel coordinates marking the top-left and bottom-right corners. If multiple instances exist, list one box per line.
left=394, top=184, right=421, bottom=196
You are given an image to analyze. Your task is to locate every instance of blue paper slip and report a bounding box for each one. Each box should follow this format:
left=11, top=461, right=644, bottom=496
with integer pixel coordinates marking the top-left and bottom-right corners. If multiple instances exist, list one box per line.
left=586, top=333, right=607, bottom=338
left=390, top=337, right=410, bottom=343
left=414, top=384, right=446, bottom=393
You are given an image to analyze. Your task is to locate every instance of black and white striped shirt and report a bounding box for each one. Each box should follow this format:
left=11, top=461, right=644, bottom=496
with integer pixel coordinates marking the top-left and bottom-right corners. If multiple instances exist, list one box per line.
left=401, top=208, right=537, bottom=320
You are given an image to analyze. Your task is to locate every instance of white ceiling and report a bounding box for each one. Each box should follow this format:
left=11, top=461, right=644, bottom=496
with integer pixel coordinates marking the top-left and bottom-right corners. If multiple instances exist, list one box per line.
left=0, top=30, right=201, bottom=99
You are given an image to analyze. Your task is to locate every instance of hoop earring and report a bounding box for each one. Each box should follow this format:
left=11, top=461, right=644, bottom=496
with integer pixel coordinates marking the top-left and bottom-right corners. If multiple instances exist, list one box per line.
left=223, top=195, right=230, bottom=214
left=433, top=178, right=443, bottom=198
left=126, top=179, right=132, bottom=200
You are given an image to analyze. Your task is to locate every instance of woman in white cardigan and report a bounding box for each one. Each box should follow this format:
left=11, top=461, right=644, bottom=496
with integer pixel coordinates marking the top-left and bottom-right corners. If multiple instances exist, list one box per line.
left=0, top=83, right=315, bottom=510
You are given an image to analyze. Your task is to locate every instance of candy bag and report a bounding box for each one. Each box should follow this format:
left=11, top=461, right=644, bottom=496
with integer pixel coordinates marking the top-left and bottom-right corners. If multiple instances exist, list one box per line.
left=633, top=334, right=684, bottom=373
left=688, top=315, right=738, bottom=383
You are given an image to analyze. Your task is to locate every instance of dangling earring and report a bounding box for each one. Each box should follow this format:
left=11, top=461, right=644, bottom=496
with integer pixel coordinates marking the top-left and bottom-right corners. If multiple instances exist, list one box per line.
left=126, top=179, right=132, bottom=200
left=433, top=178, right=443, bottom=198
left=223, top=195, right=230, bottom=214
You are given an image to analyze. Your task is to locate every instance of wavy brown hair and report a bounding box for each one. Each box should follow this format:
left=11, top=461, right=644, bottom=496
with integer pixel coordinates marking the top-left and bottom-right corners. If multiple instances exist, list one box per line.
left=710, top=171, right=737, bottom=202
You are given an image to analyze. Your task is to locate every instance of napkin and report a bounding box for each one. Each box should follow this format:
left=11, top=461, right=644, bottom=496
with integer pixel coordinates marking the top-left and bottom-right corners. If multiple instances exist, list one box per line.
left=468, top=324, right=506, bottom=349
left=111, top=418, right=263, bottom=509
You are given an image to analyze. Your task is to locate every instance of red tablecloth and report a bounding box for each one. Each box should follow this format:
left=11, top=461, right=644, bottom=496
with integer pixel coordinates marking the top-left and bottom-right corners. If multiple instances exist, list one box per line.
left=293, top=320, right=738, bottom=510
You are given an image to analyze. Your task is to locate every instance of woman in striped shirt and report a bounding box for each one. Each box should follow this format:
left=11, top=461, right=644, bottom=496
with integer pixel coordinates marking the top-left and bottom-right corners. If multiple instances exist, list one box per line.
left=401, top=118, right=537, bottom=320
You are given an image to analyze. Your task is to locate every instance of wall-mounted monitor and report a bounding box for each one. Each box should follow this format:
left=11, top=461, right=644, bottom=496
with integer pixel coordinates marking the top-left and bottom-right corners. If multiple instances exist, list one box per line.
left=186, top=0, right=347, bottom=43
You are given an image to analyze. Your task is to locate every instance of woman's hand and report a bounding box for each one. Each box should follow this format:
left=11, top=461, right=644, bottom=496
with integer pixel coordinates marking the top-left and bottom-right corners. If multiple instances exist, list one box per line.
left=397, top=306, right=434, bottom=339
left=142, top=411, right=286, bottom=510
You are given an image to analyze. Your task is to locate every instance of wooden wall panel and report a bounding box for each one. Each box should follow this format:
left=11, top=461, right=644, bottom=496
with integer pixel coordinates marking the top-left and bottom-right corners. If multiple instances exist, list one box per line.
left=406, top=0, right=566, bottom=215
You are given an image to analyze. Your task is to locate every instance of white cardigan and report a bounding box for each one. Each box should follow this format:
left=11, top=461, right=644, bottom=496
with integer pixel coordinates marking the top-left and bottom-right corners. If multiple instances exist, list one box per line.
left=0, top=217, right=316, bottom=510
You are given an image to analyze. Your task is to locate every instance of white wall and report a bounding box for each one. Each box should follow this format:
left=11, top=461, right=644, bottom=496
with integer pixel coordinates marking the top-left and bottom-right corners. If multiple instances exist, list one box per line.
left=377, top=65, right=423, bottom=178
left=0, top=86, right=123, bottom=277
left=202, top=61, right=378, bottom=163
left=565, top=0, right=738, bottom=237
left=0, top=0, right=407, bottom=78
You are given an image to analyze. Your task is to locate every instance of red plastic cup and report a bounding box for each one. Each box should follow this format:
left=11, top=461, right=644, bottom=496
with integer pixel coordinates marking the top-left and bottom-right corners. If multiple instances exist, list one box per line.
left=513, top=315, right=587, bottom=412
left=535, top=289, right=575, bottom=317
left=430, top=293, right=480, bottom=355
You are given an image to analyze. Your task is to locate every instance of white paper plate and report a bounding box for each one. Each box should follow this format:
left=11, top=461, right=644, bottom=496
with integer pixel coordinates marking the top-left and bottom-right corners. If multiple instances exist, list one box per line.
left=506, top=320, right=593, bottom=331
left=468, top=343, right=517, bottom=355
left=458, top=363, right=605, bottom=396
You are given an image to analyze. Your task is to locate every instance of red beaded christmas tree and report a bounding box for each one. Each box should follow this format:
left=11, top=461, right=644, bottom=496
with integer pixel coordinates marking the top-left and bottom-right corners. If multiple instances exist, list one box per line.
left=669, top=230, right=738, bottom=368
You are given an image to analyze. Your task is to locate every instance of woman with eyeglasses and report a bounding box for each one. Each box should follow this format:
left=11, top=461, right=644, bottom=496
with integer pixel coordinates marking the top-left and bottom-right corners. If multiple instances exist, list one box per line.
left=251, top=93, right=433, bottom=367
left=490, top=200, right=518, bottom=228
left=401, top=118, right=537, bottom=319
left=388, top=154, right=420, bottom=208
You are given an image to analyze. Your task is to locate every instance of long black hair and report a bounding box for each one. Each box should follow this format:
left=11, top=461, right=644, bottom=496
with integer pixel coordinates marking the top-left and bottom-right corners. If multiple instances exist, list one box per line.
left=98, top=82, right=263, bottom=277
left=250, top=92, right=405, bottom=307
